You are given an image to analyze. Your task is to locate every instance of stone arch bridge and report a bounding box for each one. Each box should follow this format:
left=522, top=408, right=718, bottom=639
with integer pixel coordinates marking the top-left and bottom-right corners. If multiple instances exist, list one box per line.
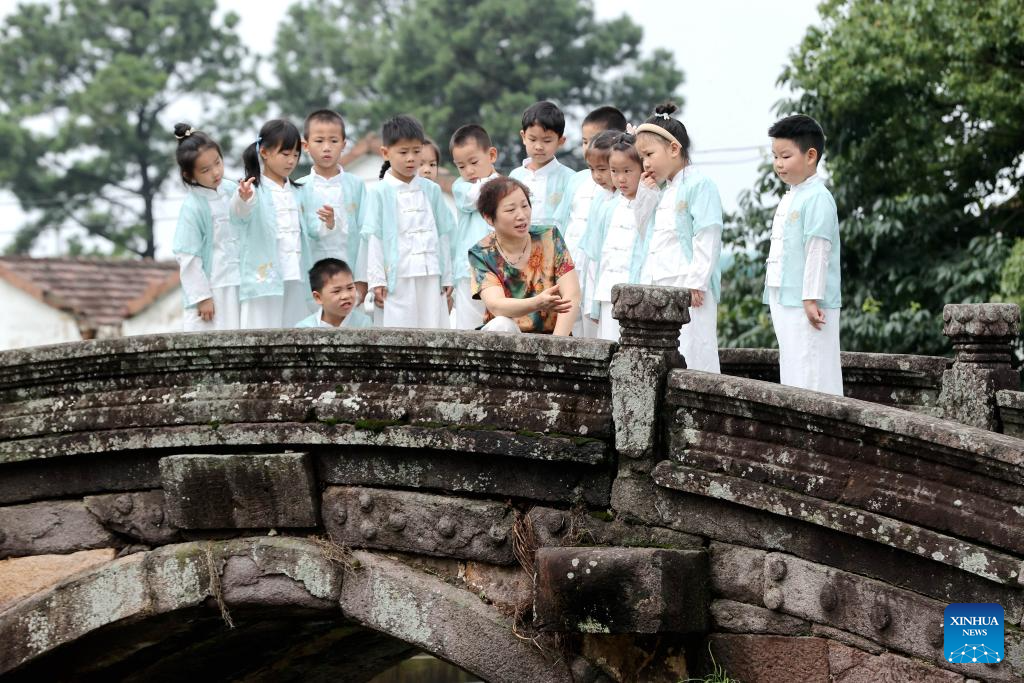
left=0, top=286, right=1022, bottom=682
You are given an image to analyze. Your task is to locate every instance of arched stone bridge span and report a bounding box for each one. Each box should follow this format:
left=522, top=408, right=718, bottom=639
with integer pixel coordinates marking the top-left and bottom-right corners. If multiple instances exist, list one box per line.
left=0, top=287, right=1021, bottom=682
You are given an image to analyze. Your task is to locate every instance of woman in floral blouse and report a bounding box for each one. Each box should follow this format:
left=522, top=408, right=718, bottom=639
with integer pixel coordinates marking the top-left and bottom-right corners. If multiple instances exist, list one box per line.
left=468, top=177, right=581, bottom=335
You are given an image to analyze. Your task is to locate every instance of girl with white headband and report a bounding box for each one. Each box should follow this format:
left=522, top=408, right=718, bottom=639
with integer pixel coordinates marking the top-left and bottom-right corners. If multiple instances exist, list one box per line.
left=634, top=102, right=724, bottom=373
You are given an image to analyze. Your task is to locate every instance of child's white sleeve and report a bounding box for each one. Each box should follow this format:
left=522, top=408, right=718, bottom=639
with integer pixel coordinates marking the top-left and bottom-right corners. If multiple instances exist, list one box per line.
left=175, top=254, right=213, bottom=305
left=366, top=235, right=387, bottom=290
left=802, top=236, right=832, bottom=301
left=230, top=191, right=255, bottom=220
left=633, top=185, right=661, bottom=232
left=681, top=227, right=722, bottom=291
left=439, top=233, right=453, bottom=287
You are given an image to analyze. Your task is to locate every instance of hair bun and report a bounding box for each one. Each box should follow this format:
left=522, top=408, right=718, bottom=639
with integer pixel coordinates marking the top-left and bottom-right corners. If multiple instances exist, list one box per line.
left=653, top=102, right=678, bottom=117
left=173, top=123, right=194, bottom=142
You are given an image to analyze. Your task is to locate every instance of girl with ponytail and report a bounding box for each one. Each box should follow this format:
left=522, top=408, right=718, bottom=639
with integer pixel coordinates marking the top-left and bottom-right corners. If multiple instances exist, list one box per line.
left=231, top=119, right=336, bottom=328
left=170, top=123, right=241, bottom=331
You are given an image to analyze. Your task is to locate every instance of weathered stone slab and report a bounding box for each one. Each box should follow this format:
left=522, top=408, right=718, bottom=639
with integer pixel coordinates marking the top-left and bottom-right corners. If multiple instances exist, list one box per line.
left=719, top=348, right=949, bottom=414
left=762, top=551, right=1023, bottom=681
left=526, top=506, right=702, bottom=551
left=84, top=490, right=178, bottom=545
left=828, top=639, right=965, bottom=683
left=160, top=453, right=318, bottom=529
left=340, top=549, right=574, bottom=683
left=0, top=453, right=160, bottom=505
left=709, top=633, right=830, bottom=682
left=317, top=449, right=613, bottom=506
left=710, top=599, right=808, bottom=636
left=533, top=546, right=708, bottom=634
left=709, top=543, right=766, bottom=605
left=654, top=460, right=1024, bottom=586
left=0, top=549, right=117, bottom=609
left=612, top=477, right=1024, bottom=621
left=0, top=500, right=120, bottom=558
left=323, top=486, right=515, bottom=564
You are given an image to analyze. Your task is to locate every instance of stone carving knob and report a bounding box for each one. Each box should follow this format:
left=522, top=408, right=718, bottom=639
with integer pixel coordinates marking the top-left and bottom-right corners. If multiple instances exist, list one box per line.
left=386, top=513, right=407, bottom=532
left=943, top=303, right=1020, bottom=340
left=436, top=515, right=457, bottom=539
left=767, top=558, right=787, bottom=582
left=114, top=494, right=134, bottom=515
left=358, top=492, right=374, bottom=512
left=818, top=583, right=839, bottom=612
left=942, top=303, right=1020, bottom=365
left=870, top=600, right=891, bottom=631
left=360, top=522, right=377, bottom=540
left=763, top=586, right=784, bottom=610
left=335, top=508, right=348, bottom=525
left=488, top=524, right=507, bottom=545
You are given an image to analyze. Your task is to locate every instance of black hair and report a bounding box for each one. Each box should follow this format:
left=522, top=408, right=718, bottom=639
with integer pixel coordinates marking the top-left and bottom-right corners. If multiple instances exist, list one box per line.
left=449, top=124, right=492, bottom=154
left=586, top=129, right=620, bottom=162
left=607, top=131, right=641, bottom=166
left=583, top=106, right=627, bottom=133
left=422, top=138, right=441, bottom=163
left=379, top=114, right=427, bottom=179
left=639, top=102, right=691, bottom=160
left=309, top=258, right=353, bottom=292
left=173, top=123, right=223, bottom=187
left=521, top=100, right=566, bottom=136
left=303, top=109, right=346, bottom=140
left=477, top=176, right=532, bottom=222
left=242, top=119, right=304, bottom=188
left=768, top=114, right=826, bottom=164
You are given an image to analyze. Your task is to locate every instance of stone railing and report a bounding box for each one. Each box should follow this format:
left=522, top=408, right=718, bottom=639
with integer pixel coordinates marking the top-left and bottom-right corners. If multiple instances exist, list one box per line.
left=720, top=348, right=950, bottom=415
left=1, top=288, right=1022, bottom=683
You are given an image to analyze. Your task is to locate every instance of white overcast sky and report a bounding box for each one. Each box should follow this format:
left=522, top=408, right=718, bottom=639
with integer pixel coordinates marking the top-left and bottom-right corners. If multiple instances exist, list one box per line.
left=0, top=0, right=821, bottom=258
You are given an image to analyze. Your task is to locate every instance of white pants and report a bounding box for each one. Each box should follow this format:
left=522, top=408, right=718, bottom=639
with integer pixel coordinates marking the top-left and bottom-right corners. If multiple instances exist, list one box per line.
left=240, top=281, right=311, bottom=329
left=454, top=279, right=486, bottom=330
left=182, top=285, right=241, bottom=332
left=481, top=316, right=521, bottom=334
left=679, top=291, right=720, bottom=373
left=373, top=275, right=449, bottom=329
left=768, top=287, right=843, bottom=396
left=597, top=301, right=621, bottom=341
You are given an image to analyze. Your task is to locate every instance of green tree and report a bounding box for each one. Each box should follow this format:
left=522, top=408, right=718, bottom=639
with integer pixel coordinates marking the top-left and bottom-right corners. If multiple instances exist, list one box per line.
left=721, top=0, right=1024, bottom=355
left=0, top=0, right=253, bottom=257
left=271, top=0, right=683, bottom=170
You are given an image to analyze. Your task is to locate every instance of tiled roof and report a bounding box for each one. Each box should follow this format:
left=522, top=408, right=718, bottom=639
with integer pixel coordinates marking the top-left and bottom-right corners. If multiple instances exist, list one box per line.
left=0, top=257, right=179, bottom=330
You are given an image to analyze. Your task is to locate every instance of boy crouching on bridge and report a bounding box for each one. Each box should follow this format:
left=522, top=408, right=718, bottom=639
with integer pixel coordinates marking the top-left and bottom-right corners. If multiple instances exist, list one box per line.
left=295, top=259, right=372, bottom=329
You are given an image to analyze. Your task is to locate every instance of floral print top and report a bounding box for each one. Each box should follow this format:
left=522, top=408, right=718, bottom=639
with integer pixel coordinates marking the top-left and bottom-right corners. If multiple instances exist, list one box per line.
left=468, top=224, right=575, bottom=333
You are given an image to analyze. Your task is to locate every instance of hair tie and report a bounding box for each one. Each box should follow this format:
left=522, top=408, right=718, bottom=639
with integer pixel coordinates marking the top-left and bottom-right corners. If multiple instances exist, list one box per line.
left=625, top=122, right=638, bottom=135
left=655, top=112, right=671, bottom=121
left=174, top=127, right=194, bottom=140
left=255, top=136, right=262, bottom=154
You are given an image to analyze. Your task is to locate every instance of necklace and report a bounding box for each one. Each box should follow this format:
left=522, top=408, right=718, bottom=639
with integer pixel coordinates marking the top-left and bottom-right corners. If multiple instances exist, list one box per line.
left=495, top=235, right=530, bottom=265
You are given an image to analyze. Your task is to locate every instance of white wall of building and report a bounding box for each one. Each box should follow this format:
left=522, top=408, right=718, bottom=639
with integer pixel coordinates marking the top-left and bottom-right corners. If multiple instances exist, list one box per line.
left=122, top=290, right=184, bottom=337
left=0, top=280, right=82, bottom=350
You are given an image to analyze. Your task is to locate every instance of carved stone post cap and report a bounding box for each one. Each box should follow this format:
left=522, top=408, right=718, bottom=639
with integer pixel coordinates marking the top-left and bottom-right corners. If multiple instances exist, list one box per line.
left=942, top=303, right=1020, bottom=340
left=611, top=284, right=691, bottom=326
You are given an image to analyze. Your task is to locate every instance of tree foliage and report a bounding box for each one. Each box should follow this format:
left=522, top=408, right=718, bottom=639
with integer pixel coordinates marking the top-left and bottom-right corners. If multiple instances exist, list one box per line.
left=0, top=0, right=253, bottom=257
left=722, top=0, right=1024, bottom=355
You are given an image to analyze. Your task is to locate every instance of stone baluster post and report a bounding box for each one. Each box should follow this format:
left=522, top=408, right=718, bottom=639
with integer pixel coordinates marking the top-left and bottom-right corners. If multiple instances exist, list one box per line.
left=938, top=303, right=1021, bottom=432
left=608, top=284, right=691, bottom=463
